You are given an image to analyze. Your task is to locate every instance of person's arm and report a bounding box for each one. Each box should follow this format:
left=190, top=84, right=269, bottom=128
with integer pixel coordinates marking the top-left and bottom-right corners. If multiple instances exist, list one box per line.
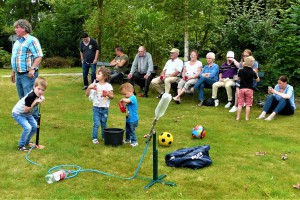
left=146, top=53, right=154, bottom=76
left=218, top=73, right=223, bottom=82
left=270, top=86, right=292, bottom=99
left=169, top=71, right=180, bottom=77
left=116, top=59, right=127, bottom=67
left=181, top=66, right=187, bottom=78
left=28, top=56, right=42, bottom=78
left=11, top=70, right=16, bottom=83
left=85, top=82, right=97, bottom=96
left=121, top=97, right=131, bottom=104
left=107, top=90, right=114, bottom=99
left=193, top=66, right=202, bottom=79
left=209, top=65, right=219, bottom=78
left=110, top=58, right=117, bottom=66
left=254, top=71, right=260, bottom=82
left=24, top=97, right=44, bottom=113
left=232, top=58, right=239, bottom=67
left=80, top=52, right=84, bottom=63
left=93, top=50, right=99, bottom=64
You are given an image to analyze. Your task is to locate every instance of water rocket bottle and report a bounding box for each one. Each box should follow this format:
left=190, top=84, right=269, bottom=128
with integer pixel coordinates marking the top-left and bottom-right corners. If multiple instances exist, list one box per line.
left=45, top=170, right=68, bottom=184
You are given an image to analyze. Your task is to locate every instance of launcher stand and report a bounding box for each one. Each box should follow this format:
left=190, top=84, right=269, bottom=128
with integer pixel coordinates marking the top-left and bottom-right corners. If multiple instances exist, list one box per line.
left=35, top=106, right=45, bottom=149
left=144, top=119, right=176, bottom=189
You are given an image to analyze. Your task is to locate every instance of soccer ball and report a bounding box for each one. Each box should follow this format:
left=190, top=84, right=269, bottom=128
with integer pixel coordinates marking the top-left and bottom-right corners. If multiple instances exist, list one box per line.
left=192, top=125, right=206, bottom=139
left=158, top=132, right=173, bottom=147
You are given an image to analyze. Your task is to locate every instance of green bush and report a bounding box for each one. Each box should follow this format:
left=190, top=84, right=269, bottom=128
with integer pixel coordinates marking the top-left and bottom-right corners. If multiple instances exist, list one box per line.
left=0, top=48, right=11, bottom=67
left=42, top=56, right=75, bottom=68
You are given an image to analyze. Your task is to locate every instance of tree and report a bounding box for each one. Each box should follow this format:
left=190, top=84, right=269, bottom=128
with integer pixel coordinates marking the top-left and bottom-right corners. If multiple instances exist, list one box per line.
left=34, top=0, right=93, bottom=58
left=219, top=0, right=278, bottom=62
left=267, top=0, right=300, bottom=89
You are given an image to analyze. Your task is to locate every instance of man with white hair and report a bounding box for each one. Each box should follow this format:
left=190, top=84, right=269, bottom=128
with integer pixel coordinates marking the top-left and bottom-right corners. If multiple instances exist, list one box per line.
left=193, top=52, right=219, bottom=106
left=128, top=46, right=154, bottom=97
left=151, top=48, right=183, bottom=98
left=211, top=51, right=238, bottom=108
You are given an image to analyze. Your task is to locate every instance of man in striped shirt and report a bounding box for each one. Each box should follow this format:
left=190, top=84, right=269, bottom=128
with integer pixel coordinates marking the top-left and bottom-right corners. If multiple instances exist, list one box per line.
left=10, top=19, right=43, bottom=120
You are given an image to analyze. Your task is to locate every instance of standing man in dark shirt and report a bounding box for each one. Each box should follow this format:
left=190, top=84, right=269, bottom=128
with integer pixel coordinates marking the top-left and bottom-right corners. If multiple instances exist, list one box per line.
left=80, top=33, right=99, bottom=90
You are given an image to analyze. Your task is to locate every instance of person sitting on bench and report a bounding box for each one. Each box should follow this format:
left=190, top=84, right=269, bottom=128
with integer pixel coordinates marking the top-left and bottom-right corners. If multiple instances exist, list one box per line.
left=151, top=48, right=183, bottom=98
left=192, top=52, right=219, bottom=107
left=211, top=51, right=238, bottom=108
left=109, top=46, right=129, bottom=83
left=173, top=50, right=202, bottom=104
left=127, top=46, right=154, bottom=98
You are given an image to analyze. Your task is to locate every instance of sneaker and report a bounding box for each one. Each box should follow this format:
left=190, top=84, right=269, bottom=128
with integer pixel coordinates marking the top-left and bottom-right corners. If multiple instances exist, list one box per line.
left=18, top=146, right=29, bottom=152
left=190, top=87, right=195, bottom=93
left=82, top=86, right=88, bottom=90
left=156, top=92, right=164, bottom=99
left=214, top=99, right=219, bottom=107
left=27, top=142, right=35, bottom=147
left=92, top=139, right=99, bottom=144
left=229, top=106, right=237, bottom=112
left=197, top=101, right=203, bottom=107
left=122, top=140, right=131, bottom=144
left=142, top=94, right=148, bottom=98
left=130, top=142, right=138, bottom=147
left=225, top=102, right=232, bottom=108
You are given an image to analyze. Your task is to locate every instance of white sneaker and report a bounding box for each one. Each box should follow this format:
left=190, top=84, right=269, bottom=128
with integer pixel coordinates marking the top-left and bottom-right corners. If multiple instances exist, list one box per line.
left=130, top=142, right=138, bottom=147
left=225, top=102, right=232, bottom=108
left=214, top=99, right=219, bottom=107
left=92, top=139, right=99, bottom=144
left=122, top=140, right=131, bottom=144
left=229, top=106, right=237, bottom=112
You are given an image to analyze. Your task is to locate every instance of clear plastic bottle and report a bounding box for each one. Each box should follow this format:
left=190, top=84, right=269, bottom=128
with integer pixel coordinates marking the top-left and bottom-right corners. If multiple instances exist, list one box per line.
left=45, top=170, right=67, bottom=184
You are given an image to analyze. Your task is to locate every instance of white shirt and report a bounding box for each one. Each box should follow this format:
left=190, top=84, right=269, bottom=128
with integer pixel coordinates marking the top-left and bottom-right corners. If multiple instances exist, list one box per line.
left=89, top=82, right=113, bottom=107
left=163, top=58, right=184, bottom=76
left=184, top=60, right=202, bottom=77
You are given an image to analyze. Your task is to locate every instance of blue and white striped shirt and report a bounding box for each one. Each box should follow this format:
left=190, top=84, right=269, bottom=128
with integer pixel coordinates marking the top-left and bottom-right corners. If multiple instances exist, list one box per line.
left=11, top=34, right=43, bottom=73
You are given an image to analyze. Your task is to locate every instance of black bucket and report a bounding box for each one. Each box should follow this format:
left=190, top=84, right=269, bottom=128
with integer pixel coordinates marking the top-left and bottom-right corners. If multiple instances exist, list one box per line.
left=104, top=128, right=124, bottom=146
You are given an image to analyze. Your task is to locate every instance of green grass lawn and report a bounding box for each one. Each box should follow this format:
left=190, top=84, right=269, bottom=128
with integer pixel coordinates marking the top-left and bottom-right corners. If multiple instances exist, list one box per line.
left=1, top=68, right=300, bottom=199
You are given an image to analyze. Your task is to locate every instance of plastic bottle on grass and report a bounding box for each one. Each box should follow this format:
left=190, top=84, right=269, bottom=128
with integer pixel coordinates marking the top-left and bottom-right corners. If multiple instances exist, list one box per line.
left=45, top=170, right=67, bottom=184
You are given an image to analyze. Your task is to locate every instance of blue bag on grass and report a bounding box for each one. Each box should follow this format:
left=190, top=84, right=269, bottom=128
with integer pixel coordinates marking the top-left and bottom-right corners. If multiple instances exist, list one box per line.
left=165, top=145, right=212, bottom=169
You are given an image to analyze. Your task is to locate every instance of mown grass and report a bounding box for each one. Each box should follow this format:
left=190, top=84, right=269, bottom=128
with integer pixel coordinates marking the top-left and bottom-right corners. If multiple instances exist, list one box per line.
left=0, top=68, right=300, bottom=199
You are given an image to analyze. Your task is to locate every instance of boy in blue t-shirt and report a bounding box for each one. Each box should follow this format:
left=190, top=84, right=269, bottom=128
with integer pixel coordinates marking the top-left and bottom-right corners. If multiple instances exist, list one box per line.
left=119, top=83, right=139, bottom=147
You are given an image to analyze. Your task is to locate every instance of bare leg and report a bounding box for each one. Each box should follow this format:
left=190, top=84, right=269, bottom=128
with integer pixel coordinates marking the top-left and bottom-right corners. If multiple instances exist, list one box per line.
left=234, top=88, right=239, bottom=107
left=245, top=106, right=251, bottom=120
left=177, top=88, right=186, bottom=99
left=257, top=111, right=266, bottom=119
left=265, top=112, right=276, bottom=121
left=236, top=105, right=242, bottom=120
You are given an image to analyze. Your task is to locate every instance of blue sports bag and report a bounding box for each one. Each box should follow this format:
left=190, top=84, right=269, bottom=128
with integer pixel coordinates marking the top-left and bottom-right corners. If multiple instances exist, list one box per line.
left=165, top=145, right=212, bottom=169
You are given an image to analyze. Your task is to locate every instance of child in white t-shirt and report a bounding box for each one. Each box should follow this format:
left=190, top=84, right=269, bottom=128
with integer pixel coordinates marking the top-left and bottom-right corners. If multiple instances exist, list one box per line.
left=86, top=66, right=114, bottom=144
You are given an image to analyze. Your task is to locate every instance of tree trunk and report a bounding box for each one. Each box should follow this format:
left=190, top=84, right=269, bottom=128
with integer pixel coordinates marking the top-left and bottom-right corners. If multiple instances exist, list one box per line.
left=184, top=0, right=189, bottom=62
left=184, top=32, right=189, bottom=62
left=97, top=0, right=103, bottom=59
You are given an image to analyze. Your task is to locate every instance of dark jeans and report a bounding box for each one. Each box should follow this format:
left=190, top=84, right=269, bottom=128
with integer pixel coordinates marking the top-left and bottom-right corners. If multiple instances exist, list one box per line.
left=193, top=77, right=217, bottom=101
left=82, top=62, right=96, bottom=87
left=110, top=71, right=124, bottom=83
left=125, top=121, right=138, bottom=143
left=128, top=72, right=154, bottom=95
left=263, top=95, right=294, bottom=115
